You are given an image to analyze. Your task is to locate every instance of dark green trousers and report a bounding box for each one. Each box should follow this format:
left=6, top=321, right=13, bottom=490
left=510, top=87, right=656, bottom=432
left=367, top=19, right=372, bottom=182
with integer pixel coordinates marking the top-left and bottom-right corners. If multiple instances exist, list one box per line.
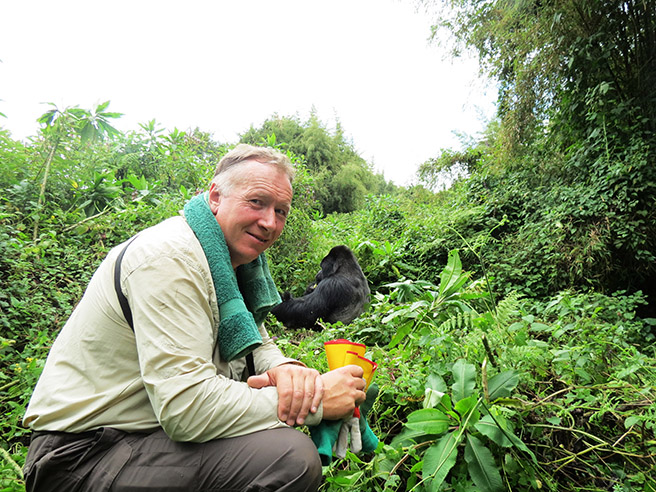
left=24, top=427, right=322, bottom=492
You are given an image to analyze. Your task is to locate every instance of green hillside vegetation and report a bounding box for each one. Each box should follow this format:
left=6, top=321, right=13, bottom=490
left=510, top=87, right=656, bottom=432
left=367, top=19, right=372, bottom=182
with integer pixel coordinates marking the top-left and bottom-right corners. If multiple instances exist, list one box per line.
left=1, top=0, right=655, bottom=490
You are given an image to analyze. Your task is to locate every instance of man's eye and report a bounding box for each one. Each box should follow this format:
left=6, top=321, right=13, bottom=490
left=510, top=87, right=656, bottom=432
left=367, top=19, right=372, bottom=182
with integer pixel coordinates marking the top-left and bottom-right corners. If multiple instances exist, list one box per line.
left=276, top=209, right=289, bottom=218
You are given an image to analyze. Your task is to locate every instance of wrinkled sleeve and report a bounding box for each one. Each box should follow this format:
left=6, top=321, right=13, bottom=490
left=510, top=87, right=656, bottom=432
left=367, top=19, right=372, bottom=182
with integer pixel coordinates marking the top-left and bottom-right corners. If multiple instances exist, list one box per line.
left=252, top=325, right=302, bottom=373
left=126, top=253, right=287, bottom=442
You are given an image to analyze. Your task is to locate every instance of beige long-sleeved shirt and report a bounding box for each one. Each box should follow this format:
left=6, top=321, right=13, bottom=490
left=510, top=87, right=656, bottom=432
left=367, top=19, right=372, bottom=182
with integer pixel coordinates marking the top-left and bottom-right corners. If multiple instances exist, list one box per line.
left=23, top=215, right=321, bottom=442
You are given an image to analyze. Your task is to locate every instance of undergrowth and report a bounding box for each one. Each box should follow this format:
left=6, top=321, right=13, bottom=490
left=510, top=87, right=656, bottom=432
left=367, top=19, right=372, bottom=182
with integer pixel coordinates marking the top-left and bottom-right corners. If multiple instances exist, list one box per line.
left=268, top=252, right=656, bottom=491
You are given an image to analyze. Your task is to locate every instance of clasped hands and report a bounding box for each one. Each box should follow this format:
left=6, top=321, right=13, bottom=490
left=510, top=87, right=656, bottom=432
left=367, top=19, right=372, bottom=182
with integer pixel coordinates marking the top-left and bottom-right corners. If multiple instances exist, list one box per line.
left=247, top=364, right=367, bottom=426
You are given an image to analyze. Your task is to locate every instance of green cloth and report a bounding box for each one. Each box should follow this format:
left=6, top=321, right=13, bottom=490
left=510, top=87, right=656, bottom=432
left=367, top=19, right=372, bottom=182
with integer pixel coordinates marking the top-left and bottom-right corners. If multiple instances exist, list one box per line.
left=183, top=193, right=281, bottom=361
left=358, top=385, right=379, bottom=453
left=310, top=419, right=342, bottom=466
left=309, top=384, right=380, bottom=464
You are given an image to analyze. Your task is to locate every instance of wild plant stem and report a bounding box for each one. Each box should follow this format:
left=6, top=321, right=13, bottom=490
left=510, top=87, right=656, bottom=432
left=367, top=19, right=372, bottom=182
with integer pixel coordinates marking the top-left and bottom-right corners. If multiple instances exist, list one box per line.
left=0, top=447, right=23, bottom=480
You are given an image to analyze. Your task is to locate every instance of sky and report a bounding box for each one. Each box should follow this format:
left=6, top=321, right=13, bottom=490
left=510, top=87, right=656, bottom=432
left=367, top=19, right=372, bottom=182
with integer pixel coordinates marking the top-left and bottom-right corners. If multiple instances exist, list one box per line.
left=0, top=0, right=496, bottom=186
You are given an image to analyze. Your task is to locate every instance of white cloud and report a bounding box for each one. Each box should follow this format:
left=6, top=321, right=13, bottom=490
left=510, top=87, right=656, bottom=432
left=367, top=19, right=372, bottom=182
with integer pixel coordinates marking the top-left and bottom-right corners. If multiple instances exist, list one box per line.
left=0, top=0, right=496, bottom=185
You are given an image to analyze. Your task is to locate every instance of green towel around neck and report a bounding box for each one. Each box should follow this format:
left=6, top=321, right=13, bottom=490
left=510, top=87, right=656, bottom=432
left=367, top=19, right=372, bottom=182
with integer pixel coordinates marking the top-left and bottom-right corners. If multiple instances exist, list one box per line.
left=183, top=192, right=282, bottom=361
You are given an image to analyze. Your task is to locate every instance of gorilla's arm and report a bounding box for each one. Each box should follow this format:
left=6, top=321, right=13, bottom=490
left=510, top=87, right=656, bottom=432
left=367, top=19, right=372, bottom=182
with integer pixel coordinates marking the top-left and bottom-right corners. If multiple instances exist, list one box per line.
left=270, top=276, right=356, bottom=330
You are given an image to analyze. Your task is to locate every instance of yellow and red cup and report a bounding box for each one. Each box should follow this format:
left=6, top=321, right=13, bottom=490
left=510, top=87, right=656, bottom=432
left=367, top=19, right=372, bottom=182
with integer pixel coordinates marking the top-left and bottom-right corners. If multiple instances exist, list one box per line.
left=324, top=339, right=366, bottom=370
left=324, top=339, right=377, bottom=389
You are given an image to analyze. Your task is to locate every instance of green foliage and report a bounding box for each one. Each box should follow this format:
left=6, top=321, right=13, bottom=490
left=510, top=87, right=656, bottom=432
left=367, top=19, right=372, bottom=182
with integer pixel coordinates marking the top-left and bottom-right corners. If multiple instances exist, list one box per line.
left=417, top=147, right=483, bottom=191
left=0, top=445, right=25, bottom=491
left=311, top=285, right=654, bottom=491
left=389, top=360, right=527, bottom=492
left=455, top=131, right=656, bottom=301
left=423, top=0, right=656, bottom=305
left=0, top=131, right=27, bottom=186
left=111, top=124, right=225, bottom=192
left=429, top=0, right=656, bottom=154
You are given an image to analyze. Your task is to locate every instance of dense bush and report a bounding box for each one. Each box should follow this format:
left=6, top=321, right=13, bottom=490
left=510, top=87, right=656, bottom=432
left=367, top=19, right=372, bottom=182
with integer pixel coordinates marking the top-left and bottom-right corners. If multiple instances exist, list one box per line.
left=270, top=254, right=656, bottom=491
left=417, top=0, right=656, bottom=313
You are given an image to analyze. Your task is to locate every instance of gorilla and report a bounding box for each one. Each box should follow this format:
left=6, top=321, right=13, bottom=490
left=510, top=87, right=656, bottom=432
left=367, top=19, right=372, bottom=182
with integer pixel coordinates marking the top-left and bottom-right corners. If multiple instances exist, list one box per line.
left=271, top=245, right=370, bottom=330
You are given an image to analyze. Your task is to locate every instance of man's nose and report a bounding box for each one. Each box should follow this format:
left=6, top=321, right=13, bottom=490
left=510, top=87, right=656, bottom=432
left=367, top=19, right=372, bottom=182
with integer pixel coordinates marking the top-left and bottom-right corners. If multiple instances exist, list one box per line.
left=258, top=207, right=277, bottom=229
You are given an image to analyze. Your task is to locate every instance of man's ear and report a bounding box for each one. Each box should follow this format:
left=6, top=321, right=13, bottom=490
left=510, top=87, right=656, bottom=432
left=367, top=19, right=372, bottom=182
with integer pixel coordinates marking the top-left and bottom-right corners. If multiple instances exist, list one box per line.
left=208, top=182, right=221, bottom=214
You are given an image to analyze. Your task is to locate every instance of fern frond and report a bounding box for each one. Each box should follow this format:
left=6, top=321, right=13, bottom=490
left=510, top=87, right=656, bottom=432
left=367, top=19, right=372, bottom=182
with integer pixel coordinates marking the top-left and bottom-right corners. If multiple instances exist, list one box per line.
left=506, top=345, right=550, bottom=372
left=494, top=291, right=522, bottom=327
left=439, top=311, right=476, bottom=332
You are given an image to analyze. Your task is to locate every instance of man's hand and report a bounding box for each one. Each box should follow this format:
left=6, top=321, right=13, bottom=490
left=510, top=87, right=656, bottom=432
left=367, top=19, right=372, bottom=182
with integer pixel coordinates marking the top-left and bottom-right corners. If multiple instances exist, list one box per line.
left=247, top=364, right=323, bottom=426
left=320, top=365, right=367, bottom=420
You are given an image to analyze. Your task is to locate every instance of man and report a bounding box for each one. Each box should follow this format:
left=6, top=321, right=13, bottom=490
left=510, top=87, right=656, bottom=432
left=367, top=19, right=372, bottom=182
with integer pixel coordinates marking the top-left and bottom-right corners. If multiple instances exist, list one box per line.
left=23, top=144, right=367, bottom=491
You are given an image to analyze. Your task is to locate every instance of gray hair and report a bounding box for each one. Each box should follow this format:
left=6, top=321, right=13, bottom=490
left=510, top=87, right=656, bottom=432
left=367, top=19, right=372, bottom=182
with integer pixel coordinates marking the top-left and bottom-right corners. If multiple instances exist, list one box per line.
left=212, top=144, right=295, bottom=195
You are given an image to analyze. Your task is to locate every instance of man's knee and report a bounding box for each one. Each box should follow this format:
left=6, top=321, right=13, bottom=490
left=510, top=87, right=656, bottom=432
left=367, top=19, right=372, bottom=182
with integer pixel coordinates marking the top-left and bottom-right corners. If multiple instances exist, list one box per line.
left=266, top=428, right=322, bottom=491
left=197, top=427, right=322, bottom=491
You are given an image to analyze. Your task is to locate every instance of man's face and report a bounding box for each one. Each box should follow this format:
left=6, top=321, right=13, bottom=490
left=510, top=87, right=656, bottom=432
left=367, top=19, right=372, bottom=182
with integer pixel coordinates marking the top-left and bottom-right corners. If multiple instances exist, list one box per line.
left=209, top=160, right=293, bottom=269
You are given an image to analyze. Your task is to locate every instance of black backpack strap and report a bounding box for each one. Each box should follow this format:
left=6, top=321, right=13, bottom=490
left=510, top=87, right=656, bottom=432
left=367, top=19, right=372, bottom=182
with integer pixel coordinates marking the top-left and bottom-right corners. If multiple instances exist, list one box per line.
left=246, top=352, right=255, bottom=378
left=114, top=238, right=137, bottom=331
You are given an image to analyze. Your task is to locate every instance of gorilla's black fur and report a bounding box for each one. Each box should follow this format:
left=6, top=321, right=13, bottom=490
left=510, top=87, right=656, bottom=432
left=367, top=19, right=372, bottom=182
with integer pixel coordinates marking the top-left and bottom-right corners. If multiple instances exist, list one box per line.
left=271, top=245, right=370, bottom=330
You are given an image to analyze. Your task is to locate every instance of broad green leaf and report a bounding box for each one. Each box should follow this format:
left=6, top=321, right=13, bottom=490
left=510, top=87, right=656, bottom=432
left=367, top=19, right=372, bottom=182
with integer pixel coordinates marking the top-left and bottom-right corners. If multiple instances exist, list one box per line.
left=390, top=427, right=432, bottom=448
left=382, top=309, right=407, bottom=324
left=376, top=445, right=403, bottom=473
left=452, top=359, right=476, bottom=401
left=438, top=249, right=463, bottom=295
left=405, top=408, right=450, bottom=435
left=454, top=395, right=478, bottom=414
left=404, top=421, right=448, bottom=437
left=461, top=290, right=489, bottom=299
left=454, top=395, right=480, bottom=427
left=96, top=100, right=111, bottom=112
left=427, top=373, right=448, bottom=393
left=331, top=471, right=363, bottom=486
left=346, top=451, right=366, bottom=464
left=444, top=274, right=470, bottom=296
left=496, top=423, right=537, bottom=464
left=464, top=435, right=503, bottom=492
left=474, top=415, right=512, bottom=447
left=409, top=300, right=430, bottom=311
left=425, top=373, right=448, bottom=409
left=98, top=120, right=120, bottom=136
left=79, top=123, right=94, bottom=143
left=529, top=322, right=551, bottom=332
left=487, top=370, right=519, bottom=400
left=67, top=107, right=88, bottom=119
left=424, top=431, right=460, bottom=490
left=406, top=408, right=448, bottom=422
left=438, top=393, right=457, bottom=416
left=387, top=321, right=412, bottom=348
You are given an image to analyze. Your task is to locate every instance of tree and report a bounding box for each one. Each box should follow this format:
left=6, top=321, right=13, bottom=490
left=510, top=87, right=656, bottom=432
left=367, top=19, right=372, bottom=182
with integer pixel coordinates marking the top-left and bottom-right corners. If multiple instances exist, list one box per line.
left=32, top=101, right=122, bottom=240
left=426, top=0, right=656, bottom=304
left=417, top=147, right=483, bottom=191
left=428, top=0, right=656, bottom=156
